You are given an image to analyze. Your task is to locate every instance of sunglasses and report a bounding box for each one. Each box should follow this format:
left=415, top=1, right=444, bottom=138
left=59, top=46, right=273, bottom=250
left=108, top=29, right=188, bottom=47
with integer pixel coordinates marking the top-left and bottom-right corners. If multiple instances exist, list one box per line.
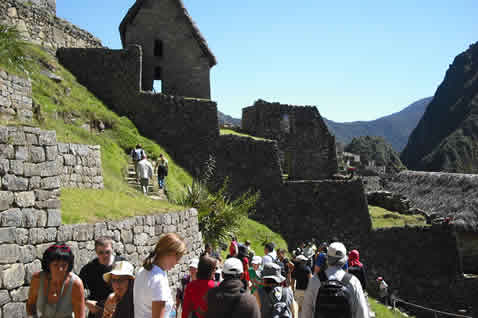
left=111, top=278, right=129, bottom=284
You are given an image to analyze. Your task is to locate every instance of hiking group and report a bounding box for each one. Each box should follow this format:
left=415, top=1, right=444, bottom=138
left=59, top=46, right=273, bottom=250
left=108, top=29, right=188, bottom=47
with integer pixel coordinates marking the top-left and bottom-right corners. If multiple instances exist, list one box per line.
left=131, top=144, right=169, bottom=195
left=26, top=233, right=387, bottom=318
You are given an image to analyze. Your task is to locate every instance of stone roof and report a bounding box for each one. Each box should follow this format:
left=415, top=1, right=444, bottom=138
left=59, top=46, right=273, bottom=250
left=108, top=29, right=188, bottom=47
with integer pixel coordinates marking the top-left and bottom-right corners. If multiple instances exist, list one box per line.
left=119, top=0, right=217, bottom=67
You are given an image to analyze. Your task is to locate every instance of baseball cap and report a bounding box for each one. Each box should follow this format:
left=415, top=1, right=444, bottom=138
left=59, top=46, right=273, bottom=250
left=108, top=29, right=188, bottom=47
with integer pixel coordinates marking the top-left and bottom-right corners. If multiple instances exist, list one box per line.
left=327, top=242, right=347, bottom=263
left=251, top=256, right=262, bottom=265
left=223, top=258, right=244, bottom=275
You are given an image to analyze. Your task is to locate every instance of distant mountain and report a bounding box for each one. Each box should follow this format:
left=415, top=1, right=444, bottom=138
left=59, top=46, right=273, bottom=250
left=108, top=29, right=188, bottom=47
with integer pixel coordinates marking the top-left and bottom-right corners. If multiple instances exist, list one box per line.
left=324, top=97, right=432, bottom=152
left=345, top=136, right=406, bottom=173
left=401, top=42, right=478, bottom=173
left=218, top=111, right=241, bottom=127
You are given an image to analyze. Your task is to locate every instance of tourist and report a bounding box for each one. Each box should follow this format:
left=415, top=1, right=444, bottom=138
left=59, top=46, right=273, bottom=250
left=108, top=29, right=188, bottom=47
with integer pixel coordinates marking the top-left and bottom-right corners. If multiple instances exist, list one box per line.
left=134, top=233, right=187, bottom=318
left=291, top=254, right=312, bottom=314
left=182, top=255, right=218, bottom=318
left=313, top=242, right=328, bottom=274
left=204, top=243, right=222, bottom=262
left=249, top=256, right=263, bottom=294
left=131, top=144, right=146, bottom=183
left=176, top=258, right=199, bottom=315
left=277, top=248, right=294, bottom=287
left=255, top=263, right=296, bottom=318
left=102, top=261, right=135, bottom=318
left=348, top=249, right=367, bottom=292
left=229, top=235, right=239, bottom=258
left=26, top=242, right=85, bottom=318
left=137, top=154, right=154, bottom=195
left=262, top=242, right=277, bottom=265
left=80, top=237, right=125, bottom=318
left=302, top=242, right=369, bottom=318
left=377, top=277, right=389, bottom=306
left=237, top=244, right=251, bottom=288
left=303, top=241, right=316, bottom=267
left=155, top=154, right=169, bottom=190
left=244, top=240, right=255, bottom=261
left=206, top=258, right=260, bottom=318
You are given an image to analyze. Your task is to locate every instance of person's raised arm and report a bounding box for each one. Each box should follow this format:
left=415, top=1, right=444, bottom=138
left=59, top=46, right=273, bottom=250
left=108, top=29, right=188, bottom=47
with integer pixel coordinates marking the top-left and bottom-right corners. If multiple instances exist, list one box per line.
left=26, top=272, right=40, bottom=316
left=72, top=278, right=86, bottom=318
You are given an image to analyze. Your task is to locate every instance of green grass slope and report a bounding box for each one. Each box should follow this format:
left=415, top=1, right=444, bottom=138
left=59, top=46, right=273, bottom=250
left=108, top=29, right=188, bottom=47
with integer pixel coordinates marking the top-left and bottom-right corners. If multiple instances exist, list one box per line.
left=0, top=44, right=192, bottom=223
left=369, top=205, right=427, bottom=229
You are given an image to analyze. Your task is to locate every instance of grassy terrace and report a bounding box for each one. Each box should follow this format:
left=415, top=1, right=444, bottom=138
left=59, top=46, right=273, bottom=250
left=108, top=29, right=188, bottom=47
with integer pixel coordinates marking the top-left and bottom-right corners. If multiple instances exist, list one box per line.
left=1, top=44, right=191, bottom=223
left=220, top=128, right=270, bottom=141
left=369, top=205, right=427, bottom=229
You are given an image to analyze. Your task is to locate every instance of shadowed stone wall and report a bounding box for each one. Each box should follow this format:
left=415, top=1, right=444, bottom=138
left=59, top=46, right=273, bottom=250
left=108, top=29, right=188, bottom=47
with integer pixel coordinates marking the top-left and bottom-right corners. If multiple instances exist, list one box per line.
left=242, top=100, right=338, bottom=180
left=0, top=70, right=33, bottom=122
left=0, top=0, right=102, bottom=52
left=57, top=46, right=219, bottom=176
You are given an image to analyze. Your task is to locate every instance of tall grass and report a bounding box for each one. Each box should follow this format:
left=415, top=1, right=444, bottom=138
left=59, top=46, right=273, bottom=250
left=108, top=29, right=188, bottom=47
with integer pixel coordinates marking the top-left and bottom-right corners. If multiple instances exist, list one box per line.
left=0, top=25, right=27, bottom=75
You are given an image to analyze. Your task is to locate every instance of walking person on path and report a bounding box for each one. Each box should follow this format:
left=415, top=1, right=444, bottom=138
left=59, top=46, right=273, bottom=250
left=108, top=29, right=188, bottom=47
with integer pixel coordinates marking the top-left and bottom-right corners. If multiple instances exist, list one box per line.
left=137, top=155, right=154, bottom=195
left=347, top=250, right=367, bottom=293
left=131, top=144, right=146, bottom=183
left=133, top=233, right=187, bottom=318
left=291, top=255, right=312, bottom=315
left=80, top=237, right=125, bottom=318
left=302, top=242, right=369, bottom=318
left=206, top=258, right=260, bottom=318
left=155, top=154, right=169, bottom=190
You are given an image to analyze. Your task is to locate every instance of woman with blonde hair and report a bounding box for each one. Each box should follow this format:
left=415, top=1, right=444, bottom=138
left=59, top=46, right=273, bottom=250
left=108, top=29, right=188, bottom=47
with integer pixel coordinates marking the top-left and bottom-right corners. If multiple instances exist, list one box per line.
left=134, top=233, right=187, bottom=318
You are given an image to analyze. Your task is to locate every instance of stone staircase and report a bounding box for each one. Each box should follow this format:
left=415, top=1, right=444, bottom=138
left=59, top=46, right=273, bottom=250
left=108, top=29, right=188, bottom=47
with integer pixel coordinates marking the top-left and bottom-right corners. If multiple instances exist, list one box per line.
left=127, top=162, right=167, bottom=200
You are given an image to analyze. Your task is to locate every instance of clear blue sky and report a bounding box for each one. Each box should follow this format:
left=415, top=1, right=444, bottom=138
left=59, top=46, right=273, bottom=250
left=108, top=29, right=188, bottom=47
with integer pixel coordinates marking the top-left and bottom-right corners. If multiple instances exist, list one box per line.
left=57, top=0, right=478, bottom=122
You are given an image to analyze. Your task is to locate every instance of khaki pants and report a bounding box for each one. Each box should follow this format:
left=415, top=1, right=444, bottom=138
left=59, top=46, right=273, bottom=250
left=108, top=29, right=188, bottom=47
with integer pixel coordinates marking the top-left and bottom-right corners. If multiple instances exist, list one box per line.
left=295, top=289, right=306, bottom=315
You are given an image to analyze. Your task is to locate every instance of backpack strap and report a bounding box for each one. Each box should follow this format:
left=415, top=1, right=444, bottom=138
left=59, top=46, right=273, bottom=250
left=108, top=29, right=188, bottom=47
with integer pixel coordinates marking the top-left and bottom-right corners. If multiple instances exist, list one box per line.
left=340, top=273, right=353, bottom=285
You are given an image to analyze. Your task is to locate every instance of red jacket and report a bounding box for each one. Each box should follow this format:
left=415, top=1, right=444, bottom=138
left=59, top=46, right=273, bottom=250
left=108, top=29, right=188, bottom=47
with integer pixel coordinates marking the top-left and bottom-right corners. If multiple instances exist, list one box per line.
left=182, top=279, right=217, bottom=318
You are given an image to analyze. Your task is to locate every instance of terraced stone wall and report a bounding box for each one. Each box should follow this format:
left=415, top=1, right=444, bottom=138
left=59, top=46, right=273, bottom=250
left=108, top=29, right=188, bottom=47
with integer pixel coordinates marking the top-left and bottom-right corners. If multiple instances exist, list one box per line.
left=0, top=70, right=33, bottom=122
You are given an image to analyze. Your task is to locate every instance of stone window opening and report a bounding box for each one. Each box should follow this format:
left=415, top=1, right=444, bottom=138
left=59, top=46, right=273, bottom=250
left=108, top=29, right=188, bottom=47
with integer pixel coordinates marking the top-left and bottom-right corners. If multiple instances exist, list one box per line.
left=153, top=67, right=162, bottom=93
left=154, top=39, right=163, bottom=57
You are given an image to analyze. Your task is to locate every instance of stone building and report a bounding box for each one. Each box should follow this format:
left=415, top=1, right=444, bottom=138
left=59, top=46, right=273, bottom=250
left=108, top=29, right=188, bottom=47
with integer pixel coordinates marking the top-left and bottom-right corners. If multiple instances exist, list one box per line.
left=119, top=0, right=217, bottom=99
left=242, top=99, right=338, bottom=180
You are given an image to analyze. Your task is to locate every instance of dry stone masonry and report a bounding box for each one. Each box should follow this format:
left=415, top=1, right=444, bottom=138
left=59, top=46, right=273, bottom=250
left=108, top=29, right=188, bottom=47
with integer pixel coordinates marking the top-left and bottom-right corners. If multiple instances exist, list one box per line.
left=0, top=70, right=33, bottom=122
left=242, top=100, right=338, bottom=180
left=0, top=0, right=102, bottom=52
left=57, top=143, right=103, bottom=189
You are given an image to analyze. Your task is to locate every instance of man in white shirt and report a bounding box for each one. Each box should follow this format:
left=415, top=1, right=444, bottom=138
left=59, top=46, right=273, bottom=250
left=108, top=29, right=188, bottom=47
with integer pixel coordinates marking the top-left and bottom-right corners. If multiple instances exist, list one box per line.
left=302, top=242, right=370, bottom=318
left=137, top=156, right=154, bottom=195
left=262, top=242, right=277, bottom=264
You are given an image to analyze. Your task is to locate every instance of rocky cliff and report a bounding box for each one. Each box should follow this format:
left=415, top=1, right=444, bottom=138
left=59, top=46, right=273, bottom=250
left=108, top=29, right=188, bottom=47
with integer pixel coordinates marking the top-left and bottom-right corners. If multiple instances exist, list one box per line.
left=401, top=42, right=478, bottom=173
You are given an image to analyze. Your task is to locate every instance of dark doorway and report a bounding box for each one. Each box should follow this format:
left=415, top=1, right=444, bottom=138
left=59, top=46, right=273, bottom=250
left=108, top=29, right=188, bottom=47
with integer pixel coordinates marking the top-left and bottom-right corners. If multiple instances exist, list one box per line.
left=154, top=40, right=163, bottom=57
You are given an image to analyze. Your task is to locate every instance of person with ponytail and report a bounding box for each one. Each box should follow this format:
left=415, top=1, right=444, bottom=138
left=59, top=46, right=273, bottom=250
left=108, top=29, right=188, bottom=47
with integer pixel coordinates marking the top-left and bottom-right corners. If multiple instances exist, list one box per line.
left=134, top=233, right=187, bottom=318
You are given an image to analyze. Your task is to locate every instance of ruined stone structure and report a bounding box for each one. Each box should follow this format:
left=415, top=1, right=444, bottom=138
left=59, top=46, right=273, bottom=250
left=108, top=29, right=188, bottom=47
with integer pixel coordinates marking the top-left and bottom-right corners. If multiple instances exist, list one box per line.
left=242, top=100, right=338, bottom=180
left=57, top=46, right=218, bottom=176
left=0, top=126, right=202, bottom=317
left=0, top=70, right=33, bottom=122
left=119, top=0, right=216, bottom=98
left=0, top=0, right=102, bottom=52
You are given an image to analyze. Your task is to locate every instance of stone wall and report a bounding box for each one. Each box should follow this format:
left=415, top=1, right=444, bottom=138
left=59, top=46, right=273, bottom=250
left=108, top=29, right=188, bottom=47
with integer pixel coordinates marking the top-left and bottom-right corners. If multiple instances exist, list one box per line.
left=361, top=176, right=383, bottom=192
left=0, top=0, right=102, bottom=52
left=0, top=70, right=33, bottom=122
left=57, top=46, right=219, bottom=176
left=383, top=171, right=478, bottom=232
left=57, top=143, right=103, bottom=189
left=0, top=126, right=202, bottom=317
left=363, top=226, right=464, bottom=315
left=214, top=135, right=283, bottom=197
left=242, top=100, right=338, bottom=180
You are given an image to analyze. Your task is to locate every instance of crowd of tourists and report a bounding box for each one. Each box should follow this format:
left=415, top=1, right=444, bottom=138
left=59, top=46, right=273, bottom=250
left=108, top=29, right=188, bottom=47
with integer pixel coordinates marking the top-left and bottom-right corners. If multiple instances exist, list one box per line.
left=131, top=144, right=169, bottom=195
left=26, top=234, right=389, bottom=318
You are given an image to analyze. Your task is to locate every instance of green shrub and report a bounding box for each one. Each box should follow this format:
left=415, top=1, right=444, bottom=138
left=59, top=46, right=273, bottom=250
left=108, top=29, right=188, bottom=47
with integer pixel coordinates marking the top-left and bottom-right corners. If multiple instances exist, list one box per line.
left=0, top=25, right=27, bottom=74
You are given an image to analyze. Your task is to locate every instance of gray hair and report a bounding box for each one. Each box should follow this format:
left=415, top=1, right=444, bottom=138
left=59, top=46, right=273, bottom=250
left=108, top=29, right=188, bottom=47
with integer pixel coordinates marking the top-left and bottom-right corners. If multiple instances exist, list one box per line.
left=328, top=255, right=348, bottom=267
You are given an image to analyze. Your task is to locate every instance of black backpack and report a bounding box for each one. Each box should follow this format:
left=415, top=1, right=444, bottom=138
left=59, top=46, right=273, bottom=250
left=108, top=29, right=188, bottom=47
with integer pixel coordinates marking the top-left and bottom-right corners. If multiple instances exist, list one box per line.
left=315, top=271, right=354, bottom=318
left=264, top=287, right=291, bottom=318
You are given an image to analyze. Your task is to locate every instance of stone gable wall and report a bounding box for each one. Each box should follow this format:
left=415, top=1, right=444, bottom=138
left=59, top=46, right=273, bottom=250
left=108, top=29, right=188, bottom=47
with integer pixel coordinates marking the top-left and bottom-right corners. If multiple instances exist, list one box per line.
left=0, top=126, right=202, bottom=317
left=57, top=46, right=219, bottom=176
left=242, top=100, right=338, bottom=180
left=0, top=70, right=33, bottom=122
left=0, top=0, right=102, bottom=52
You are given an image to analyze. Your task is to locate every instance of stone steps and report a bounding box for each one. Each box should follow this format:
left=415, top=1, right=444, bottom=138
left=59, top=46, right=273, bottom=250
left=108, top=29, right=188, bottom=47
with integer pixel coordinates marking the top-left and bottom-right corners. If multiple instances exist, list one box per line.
left=126, top=162, right=167, bottom=198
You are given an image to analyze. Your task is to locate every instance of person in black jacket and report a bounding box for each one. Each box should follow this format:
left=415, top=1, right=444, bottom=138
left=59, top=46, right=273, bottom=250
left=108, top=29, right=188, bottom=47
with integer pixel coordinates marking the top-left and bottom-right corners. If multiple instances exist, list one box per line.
left=79, top=237, right=124, bottom=318
left=347, top=249, right=367, bottom=292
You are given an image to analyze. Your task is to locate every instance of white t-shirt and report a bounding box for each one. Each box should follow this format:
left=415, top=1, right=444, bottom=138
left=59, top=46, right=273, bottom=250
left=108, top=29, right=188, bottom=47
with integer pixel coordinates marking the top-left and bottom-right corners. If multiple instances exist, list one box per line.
left=134, top=265, right=174, bottom=318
